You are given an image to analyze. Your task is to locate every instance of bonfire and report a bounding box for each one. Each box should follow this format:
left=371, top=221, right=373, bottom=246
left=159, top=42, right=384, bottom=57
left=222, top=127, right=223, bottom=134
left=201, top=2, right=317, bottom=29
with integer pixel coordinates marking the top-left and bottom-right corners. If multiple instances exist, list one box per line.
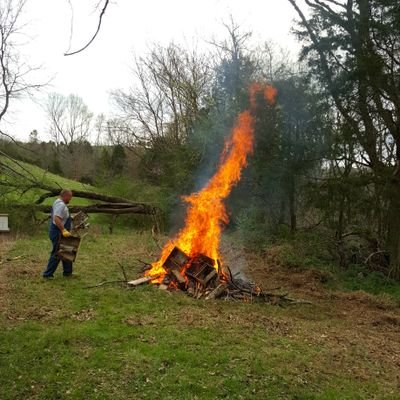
left=128, top=83, right=305, bottom=304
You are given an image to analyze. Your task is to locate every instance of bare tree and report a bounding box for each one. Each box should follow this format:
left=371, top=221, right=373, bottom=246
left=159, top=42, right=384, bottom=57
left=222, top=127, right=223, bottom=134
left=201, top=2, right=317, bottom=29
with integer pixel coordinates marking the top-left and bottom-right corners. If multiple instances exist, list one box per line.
left=256, top=41, right=296, bottom=82
left=94, top=112, right=106, bottom=145
left=0, top=0, right=42, bottom=139
left=111, top=43, right=211, bottom=147
left=46, top=93, right=93, bottom=146
left=209, top=17, right=252, bottom=66
left=104, top=117, right=132, bottom=146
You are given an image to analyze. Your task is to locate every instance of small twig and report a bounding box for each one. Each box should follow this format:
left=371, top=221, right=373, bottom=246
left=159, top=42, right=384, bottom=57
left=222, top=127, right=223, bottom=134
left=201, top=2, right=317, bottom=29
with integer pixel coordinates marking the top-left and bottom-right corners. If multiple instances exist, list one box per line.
left=137, top=258, right=151, bottom=267
left=85, top=280, right=127, bottom=289
left=364, top=250, right=386, bottom=265
left=151, top=225, right=162, bottom=251
left=281, top=297, right=313, bottom=305
left=260, top=286, right=282, bottom=292
left=118, top=262, right=128, bottom=282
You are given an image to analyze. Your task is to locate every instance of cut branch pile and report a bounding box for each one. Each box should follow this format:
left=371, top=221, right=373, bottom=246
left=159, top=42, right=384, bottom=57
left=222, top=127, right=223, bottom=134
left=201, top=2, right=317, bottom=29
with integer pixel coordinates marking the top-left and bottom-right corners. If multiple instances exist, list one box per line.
left=128, top=246, right=309, bottom=305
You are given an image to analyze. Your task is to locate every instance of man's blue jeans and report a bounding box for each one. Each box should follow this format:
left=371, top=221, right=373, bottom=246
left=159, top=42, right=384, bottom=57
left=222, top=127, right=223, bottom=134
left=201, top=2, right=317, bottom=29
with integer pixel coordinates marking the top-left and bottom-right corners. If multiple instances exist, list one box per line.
left=42, top=219, right=73, bottom=277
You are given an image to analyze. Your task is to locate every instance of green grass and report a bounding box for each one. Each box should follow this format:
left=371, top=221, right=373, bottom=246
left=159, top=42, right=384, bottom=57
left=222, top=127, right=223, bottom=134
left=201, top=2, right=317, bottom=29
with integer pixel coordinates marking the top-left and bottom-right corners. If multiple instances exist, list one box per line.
left=1, top=230, right=399, bottom=399
left=327, top=264, right=400, bottom=302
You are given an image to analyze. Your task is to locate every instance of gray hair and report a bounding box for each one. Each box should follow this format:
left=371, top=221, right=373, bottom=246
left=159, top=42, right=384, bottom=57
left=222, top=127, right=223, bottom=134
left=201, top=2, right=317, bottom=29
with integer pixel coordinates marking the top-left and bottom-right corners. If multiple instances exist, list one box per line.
left=60, top=188, right=72, bottom=196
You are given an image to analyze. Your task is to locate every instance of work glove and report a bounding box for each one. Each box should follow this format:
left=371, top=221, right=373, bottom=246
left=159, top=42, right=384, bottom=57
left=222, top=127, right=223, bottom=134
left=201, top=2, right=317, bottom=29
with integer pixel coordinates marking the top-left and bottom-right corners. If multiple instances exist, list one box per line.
left=62, top=229, right=72, bottom=238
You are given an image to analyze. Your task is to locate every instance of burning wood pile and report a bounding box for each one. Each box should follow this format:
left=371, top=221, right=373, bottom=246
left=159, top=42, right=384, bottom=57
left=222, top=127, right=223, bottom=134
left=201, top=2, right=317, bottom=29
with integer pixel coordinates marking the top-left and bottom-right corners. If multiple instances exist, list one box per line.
left=129, top=246, right=305, bottom=304
left=153, top=247, right=222, bottom=299
left=131, top=246, right=230, bottom=299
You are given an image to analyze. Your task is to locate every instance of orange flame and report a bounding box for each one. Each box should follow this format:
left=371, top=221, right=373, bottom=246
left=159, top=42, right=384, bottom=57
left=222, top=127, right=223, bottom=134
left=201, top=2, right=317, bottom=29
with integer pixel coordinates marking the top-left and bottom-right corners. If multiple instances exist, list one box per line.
left=146, top=83, right=277, bottom=281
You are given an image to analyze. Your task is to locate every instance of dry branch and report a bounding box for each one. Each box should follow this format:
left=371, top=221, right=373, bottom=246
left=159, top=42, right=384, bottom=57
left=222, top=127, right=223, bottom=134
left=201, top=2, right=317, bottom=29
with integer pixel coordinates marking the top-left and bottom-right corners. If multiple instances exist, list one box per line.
left=64, top=0, right=110, bottom=56
left=127, top=276, right=158, bottom=287
left=205, top=284, right=228, bottom=300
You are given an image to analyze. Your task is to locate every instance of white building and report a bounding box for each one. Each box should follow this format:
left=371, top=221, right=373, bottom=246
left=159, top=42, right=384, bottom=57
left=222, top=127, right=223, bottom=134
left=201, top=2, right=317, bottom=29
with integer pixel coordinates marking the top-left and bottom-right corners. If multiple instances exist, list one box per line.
left=0, top=214, right=10, bottom=232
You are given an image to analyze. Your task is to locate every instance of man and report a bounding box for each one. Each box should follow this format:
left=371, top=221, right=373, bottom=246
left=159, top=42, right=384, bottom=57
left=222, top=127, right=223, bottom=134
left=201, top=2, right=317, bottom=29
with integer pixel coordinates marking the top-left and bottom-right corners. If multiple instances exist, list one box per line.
left=42, top=189, right=74, bottom=278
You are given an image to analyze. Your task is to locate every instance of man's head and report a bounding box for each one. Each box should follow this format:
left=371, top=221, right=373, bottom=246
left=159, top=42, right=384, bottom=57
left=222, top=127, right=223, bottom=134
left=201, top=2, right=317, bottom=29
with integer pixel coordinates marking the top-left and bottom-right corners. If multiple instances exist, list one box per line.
left=60, top=189, right=73, bottom=204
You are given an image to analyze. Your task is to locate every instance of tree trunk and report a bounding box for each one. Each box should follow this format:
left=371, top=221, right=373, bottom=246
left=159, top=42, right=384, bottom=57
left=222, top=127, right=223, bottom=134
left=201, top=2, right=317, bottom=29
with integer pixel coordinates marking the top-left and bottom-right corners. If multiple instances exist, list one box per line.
left=278, top=198, right=286, bottom=225
left=337, top=194, right=345, bottom=240
left=387, top=183, right=400, bottom=280
left=288, top=174, right=296, bottom=233
left=374, top=184, right=383, bottom=242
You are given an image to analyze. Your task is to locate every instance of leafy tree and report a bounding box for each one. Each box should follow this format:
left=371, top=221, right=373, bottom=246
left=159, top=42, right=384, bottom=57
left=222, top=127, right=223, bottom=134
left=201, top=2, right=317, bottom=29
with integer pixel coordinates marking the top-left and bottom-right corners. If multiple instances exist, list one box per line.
left=29, top=130, right=39, bottom=144
left=275, top=76, right=331, bottom=231
left=112, top=43, right=211, bottom=146
left=110, top=144, right=126, bottom=177
left=288, top=0, right=400, bottom=279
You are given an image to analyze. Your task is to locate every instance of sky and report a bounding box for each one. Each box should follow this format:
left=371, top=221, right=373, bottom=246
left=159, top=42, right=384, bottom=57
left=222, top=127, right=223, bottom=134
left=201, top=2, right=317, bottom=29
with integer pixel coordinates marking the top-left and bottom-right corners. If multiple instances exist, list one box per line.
left=4, top=0, right=300, bottom=141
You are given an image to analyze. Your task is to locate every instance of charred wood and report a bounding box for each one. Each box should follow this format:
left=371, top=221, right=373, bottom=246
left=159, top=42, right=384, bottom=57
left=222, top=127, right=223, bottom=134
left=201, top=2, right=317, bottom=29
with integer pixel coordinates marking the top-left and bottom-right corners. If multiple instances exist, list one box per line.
left=171, top=269, right=186, bottom=285
left=205, top=284, right=228, bottom=300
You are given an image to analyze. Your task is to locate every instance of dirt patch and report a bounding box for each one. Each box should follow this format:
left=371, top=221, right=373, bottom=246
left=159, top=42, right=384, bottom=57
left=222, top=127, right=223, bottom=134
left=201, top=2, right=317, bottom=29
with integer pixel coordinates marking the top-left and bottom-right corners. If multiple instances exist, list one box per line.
left=0, top=238, right=16, bottom=313
left=372, top=314, right=400, bottom=328
left=0, top=237, right=14, bottom=262
left=71, top=308, right=96, bottom=322
left=243, top=247, right=400, bottom=387
left=5, top=306, right=58, bottom=322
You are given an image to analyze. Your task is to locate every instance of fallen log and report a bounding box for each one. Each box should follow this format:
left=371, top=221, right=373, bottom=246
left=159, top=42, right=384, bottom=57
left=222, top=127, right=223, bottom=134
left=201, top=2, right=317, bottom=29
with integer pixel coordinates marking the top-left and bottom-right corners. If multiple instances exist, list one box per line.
left=13, top=202, right=157, bottom=215
left=35, top=188, right=135, bottom=205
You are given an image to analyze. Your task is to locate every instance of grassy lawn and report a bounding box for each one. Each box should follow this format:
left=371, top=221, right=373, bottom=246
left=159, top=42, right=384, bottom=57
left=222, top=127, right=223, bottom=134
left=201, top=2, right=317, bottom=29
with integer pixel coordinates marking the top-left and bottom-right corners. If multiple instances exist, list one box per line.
left=1, top=230, right=399, bottom=400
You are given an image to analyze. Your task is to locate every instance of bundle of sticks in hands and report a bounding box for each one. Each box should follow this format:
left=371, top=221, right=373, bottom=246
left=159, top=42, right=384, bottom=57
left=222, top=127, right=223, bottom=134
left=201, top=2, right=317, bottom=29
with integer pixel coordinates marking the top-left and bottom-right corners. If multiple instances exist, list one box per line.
left=57, top=211, right=89, bottom=263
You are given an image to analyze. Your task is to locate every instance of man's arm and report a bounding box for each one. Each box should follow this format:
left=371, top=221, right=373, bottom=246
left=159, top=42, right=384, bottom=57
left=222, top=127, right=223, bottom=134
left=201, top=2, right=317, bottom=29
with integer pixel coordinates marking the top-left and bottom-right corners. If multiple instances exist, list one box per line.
left=54, top=216, right=71, bottom=237
left=53, top=215, right=65, bottom=231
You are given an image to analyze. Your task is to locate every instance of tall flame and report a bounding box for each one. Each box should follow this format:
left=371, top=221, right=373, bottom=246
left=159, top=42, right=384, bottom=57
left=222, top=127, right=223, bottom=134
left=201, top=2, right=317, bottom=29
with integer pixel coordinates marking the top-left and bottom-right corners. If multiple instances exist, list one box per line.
left=147, top=83, right=277, bottom=280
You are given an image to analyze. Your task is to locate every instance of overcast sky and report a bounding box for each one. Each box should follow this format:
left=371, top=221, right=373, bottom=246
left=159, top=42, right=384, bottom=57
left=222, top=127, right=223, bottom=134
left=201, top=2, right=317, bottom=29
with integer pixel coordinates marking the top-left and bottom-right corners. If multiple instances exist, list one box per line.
left=5, top=0, right=300, bottom=141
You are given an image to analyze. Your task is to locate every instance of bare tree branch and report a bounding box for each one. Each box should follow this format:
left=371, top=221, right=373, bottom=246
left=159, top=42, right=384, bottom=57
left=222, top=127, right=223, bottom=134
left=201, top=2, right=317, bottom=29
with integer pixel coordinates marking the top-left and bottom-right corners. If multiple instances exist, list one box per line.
left=0, top=0, right=44, bottom=134
left=111, top=43, right=211, bottom=148
left=64, top=0, right=110, bottom=56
